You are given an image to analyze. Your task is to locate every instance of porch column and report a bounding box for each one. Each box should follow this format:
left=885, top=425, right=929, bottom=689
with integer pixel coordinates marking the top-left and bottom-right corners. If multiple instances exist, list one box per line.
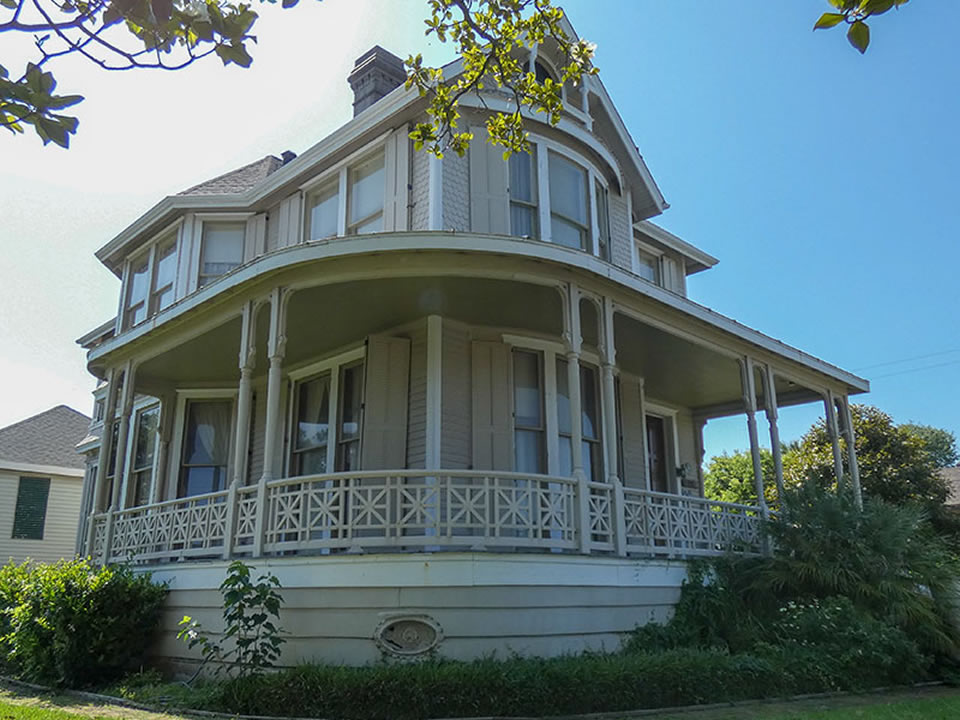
left=564, top=284, right=589, bottom=554
left=112, top=360, right=136, bottom=509
left=693, top=416, right=707, bottom=496
left=150, top=393, right=174, bottom=505
left=425, top=314, right=443, bottom=470
left=254, top=288, right=290, bottom=556
left=823, top=390, right=845, bottom=490
left=233, top=301, right=258, bottom=486
left=740, top=357, right=769, bottom=520
left=600, top=297, right=620, bottom=484
left=840, top=396, right=863, bottom=510
left=762, top=365, right=786, bottom=504
left=601, top=296, right=627, bottom=556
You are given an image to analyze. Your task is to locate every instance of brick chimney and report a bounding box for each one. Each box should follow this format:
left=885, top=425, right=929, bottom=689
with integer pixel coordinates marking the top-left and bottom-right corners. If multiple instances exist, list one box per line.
left=347, top=46, right=406, bottom=117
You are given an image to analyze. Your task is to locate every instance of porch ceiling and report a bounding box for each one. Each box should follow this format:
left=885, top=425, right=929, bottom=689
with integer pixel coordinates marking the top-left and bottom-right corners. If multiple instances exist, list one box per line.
left=613, top=314, right=822, bottom=415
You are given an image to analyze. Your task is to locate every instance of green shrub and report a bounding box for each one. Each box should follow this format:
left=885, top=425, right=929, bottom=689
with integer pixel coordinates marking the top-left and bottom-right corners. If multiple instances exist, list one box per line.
left=0, top=558, right=167, bottom=687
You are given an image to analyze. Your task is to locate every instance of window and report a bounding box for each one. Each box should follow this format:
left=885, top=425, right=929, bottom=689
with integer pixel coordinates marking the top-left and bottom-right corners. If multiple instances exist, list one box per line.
left=513, top=350, right=546, bottom=474
left=125, top=256, right=150, bottom=328
left=103, top=419, right=120, bottom=509
left=556, top=358, right=604, bottom=482
left=291, top=358, right=365, bottom=476
left=151, top=240, right=177, bottom=313
left=199, top=221, right=245, bottom=287
left=93, top=398, right=105, bottom=423
left=509, top=148, right=538, bottom=239
left=595, top=181, right=611, bottom=262
left=12, top=477, right=50, bottom=540
left=548, top=151, right=589, bottom=250
left=347, top=152, right=385, bottom=235
left=634, top=245, right=661, bottom=284
left=131, top=405, right=159, bottom=506
left=307, top=177, right=340, bottom=241
left=178, top=399, right=232, bottom=497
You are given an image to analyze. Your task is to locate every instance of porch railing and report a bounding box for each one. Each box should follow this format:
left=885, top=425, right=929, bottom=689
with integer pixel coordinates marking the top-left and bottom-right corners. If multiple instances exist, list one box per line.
left=88, top=470, right=765, bottom=565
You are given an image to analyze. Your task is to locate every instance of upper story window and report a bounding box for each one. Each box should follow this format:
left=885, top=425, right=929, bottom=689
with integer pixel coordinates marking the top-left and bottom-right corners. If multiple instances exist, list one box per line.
left=595, top=181, right=611, bottom=262
left=122, top=231, right=180, bottom=331
left=125, top=255, right=150, bottom=328
left=199, top=221, right=245, bottom=287
left=305, top=149, right=385, bottom=242
left=509, top=148, right=538, bottom=238
left=548, top=151, right=589, bottom=250
left=151, top=240, right=177, bottom=313
left=633, top=239, right=662, bottom=286
left=348, top=152, right=385, bottom=235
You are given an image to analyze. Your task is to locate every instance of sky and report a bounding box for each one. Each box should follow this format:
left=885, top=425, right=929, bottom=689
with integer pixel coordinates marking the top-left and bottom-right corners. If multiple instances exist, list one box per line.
left=0, top=0, right=957, bottom=463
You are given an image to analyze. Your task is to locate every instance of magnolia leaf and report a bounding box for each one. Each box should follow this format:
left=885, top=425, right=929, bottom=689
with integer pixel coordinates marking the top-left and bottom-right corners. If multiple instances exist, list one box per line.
left=863, top=0, right=896, bottom=15
left=847, top=20, right=870, bottom=53
left=45, top=94, right=84, bottom=109
left=813, top=12, right=845, bottom=30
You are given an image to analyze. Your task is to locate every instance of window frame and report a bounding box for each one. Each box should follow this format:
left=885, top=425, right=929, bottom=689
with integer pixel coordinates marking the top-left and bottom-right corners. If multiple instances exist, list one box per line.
left=508, top=146, right=539, bottom=239
left=167, top=389, right=238, bottom=500
left=196, top=218, right=247, bottom=289
left=286, top=346, right=367, bottom=477
left=301, top=144, right=388, bottom=243
left=642, top=400, right=681, bottom=494
left=503, top=334, right=606, bottom=480
left=632, top=237, right=663, bottom=286
left=11, top=476, right=51, bottom=541
left=119, top=219, right=182, bottom=333
left=128, top=403, right=160, bottom=507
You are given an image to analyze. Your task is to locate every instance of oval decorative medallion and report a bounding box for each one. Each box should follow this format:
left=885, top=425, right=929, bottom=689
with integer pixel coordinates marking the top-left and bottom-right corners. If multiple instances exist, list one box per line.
left=374, top=615, right=443, bottom=656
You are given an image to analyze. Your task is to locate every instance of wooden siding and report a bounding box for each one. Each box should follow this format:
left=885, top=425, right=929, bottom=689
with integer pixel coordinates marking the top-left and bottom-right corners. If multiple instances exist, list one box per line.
left=0, top=471, right=82, bottom=564
left=441, top=321, right=472, bottom=469
left=147, top=555, right=685, bottom=668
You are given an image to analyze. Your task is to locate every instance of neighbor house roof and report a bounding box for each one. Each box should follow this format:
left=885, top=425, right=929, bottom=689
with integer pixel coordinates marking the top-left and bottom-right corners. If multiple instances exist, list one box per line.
left=178, top=155, right=284, bottom=196
left=0, top=405, right=90, bottom=470
left=941, top=466, right=960, bottom=506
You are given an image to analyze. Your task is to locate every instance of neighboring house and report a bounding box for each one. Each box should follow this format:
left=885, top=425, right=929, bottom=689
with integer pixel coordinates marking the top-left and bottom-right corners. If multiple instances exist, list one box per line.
left=941, top=466, right=960, bottom=508
left=74, top=22, right=868, bottom=668
left=0, top=405, right=90, bottom=564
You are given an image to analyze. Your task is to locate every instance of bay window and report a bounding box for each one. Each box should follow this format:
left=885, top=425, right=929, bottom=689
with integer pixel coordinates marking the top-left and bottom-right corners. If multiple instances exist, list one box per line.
left=178, top=399, right=232, bottom=497
left=291, top=354, right=365, bottom=476
left=304, top=149, right=386, bottom=241
left=198, top=221, right=245, bottom=287
left=122, top=231, right=180, bottom=331
left=548, top=151, right=589, bottom=250
left=509, top=148, right=538, bottom=239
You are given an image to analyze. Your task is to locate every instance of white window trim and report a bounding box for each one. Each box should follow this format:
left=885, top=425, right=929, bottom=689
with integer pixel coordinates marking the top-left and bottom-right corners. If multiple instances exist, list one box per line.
left=643, top=399, right=681, bottom=494
left=167, top=389, right=238, bottom=501
left=187, top=213, right=253, bottom=295
left=299, top=141, right=389, bottom=243
left=285, top=345, right=367, bottom=478
left=502, top=334, right=606, bottom=478
left=515, top=134, right=608, bottom=259
left=122, top=400, right=160, bottom=507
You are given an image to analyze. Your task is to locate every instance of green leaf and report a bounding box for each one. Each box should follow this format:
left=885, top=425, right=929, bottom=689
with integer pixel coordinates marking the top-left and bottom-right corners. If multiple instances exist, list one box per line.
left=45, top=94, right=84, bottom=110
left=813, top=12, right=846, bottom=30
left=281, top=0, right=298, bottom=7
left=847, top=20, right=870, bottom=53
left=863, top=0, right=896, bottom=15
left=0, top=0, right=17, bottom=8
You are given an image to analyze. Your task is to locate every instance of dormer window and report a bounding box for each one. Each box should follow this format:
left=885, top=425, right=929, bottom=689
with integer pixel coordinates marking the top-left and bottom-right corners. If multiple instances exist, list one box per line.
left=199, top=221, right=245, bottom=287
left=548, top=151, right=589, bottom=250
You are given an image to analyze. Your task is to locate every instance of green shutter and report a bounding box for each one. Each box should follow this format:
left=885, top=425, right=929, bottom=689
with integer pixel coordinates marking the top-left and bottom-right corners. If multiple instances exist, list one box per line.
left=12, top=477, right=51, bottom=540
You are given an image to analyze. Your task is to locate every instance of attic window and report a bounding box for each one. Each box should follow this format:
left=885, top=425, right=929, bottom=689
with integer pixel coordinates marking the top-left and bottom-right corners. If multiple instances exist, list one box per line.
left=12, top=477, right=50, bottom=540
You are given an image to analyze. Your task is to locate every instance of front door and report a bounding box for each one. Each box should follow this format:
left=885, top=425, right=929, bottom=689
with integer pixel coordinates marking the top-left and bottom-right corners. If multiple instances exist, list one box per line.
left=646, top=415, right=669, bottom=493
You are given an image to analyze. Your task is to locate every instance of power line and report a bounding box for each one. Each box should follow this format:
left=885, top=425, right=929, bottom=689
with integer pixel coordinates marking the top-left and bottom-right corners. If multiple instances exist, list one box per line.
left=854, top=348, right=960, bottom=372
left=871, top=358, right=960, bottom=380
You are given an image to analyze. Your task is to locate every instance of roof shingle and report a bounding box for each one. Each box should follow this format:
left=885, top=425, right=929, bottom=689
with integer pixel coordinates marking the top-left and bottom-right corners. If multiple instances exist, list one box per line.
left=0, top=405, right=91, bottom=470
left=177, top=155, right=284, bottom=196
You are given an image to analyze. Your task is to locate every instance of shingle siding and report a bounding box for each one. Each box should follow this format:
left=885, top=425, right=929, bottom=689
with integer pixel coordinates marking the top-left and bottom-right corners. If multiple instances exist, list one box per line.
left=410, top=146, right=431, bottom=231
left=442, top=152, right=470, bottom=232
left=609, top=191, right=633, bottom=273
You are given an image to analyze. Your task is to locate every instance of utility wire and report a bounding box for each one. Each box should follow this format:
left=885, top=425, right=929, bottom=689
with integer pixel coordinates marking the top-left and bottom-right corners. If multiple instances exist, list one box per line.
left=854, top=348, right=960, bottom=372
left=871, top=358, right=960, bottom=380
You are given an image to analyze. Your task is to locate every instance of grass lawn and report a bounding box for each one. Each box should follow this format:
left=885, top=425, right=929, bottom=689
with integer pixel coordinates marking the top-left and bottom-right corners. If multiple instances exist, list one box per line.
left=3, top=682, right=960, bottom=720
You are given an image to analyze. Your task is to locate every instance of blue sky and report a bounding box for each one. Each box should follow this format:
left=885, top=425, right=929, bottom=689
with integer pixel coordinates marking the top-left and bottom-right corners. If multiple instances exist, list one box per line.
left=0, top=0, right=956, bottom=461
